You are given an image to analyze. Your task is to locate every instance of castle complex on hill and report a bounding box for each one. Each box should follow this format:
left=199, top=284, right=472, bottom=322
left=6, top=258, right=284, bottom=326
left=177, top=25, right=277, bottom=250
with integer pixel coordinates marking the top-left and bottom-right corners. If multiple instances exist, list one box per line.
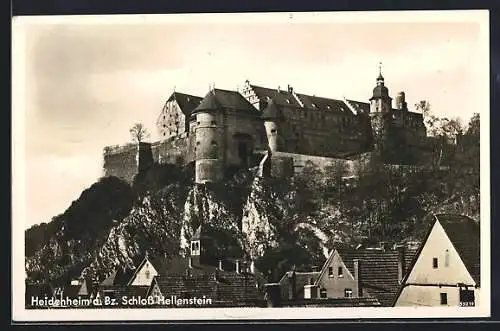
left=103, top=69, right=435, bottom=184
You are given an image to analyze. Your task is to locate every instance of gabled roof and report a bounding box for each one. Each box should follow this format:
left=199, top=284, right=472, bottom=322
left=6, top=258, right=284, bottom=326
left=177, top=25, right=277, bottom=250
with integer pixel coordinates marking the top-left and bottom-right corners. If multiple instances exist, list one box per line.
left=296, top=93, right=353, bottom=114
left=316, top=244, right=419, bottom=306
left=391, top=213, right=480, bottom=306
left=194, top=89, right=259, bottom=115
left=100, top=267, right=135, bottom=287
left=167, top=92, right=203, bottom=115
left=435, top=214, right=480, bottom=285
left=249, top=85, right=301, bottom=107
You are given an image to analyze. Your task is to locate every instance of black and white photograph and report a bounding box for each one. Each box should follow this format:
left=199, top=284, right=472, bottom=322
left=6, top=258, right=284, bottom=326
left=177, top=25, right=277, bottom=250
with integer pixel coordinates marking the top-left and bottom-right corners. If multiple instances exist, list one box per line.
left=12, top=10, right=490, bottom=321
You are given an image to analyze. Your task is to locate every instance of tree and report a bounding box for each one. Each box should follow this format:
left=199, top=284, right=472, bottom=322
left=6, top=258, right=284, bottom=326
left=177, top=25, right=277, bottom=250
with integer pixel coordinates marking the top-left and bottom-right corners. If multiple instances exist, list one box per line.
left=466, top=113, right=480, bottom=137
left=129, top=123, right=150, bottom=143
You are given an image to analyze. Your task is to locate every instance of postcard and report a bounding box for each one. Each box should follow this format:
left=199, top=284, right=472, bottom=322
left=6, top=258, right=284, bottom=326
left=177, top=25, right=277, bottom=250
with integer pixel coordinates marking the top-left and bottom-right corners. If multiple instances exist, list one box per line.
left=12, top=10, right=490, bottom=322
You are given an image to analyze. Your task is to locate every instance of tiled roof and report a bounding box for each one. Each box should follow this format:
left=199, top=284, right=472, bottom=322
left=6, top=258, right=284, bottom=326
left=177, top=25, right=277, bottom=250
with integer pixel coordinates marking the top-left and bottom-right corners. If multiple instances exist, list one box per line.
left=296, top=93, right=353, bottom=114
left=435, top=214, right=480, bottom=285
left=333, top=245, right=419, bottom=306
left=194, top=89, right=259, bottom=114
left=168, top=92, right=203, bottom=115
left=250, top=85, right=301, bottom=107
left=279, top=271, right=320, bottom=299
left=152, top=271, right=261, bottom=306
left=100, top=267, right=135, bottom=286
left=345, top=100, right=370, bottom=114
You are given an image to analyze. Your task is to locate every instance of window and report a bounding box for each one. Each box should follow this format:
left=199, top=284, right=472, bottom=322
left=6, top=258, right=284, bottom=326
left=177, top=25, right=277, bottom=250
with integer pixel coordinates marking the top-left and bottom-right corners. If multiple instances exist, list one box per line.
left=328, top=266, right=334, bottom=277
left=320, top=288, right=327, bottom=298
left=338, top=267, right=343, bottom=277
left=440, top=293, right=448, bottom=305
left=196, top=141, right=200, bottom=145
left=433, top=258, right=439, bottom=269
left=344, top=288, right=353, bottom=298
left=445, top=249, right=450, bottom=267
left=211, top=120, right=216, bottom=125
left=145, top=269, right=150, bottom=279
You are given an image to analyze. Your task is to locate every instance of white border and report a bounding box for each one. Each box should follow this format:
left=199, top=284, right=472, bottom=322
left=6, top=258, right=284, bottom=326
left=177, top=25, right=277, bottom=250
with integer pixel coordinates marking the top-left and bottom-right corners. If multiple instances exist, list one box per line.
left=12, top=10, right=491, bottom=322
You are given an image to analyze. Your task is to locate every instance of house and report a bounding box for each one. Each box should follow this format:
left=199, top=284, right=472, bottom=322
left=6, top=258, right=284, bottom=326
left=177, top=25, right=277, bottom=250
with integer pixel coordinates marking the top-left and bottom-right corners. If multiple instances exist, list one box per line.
left=279, top=269, right=321, bottom=300
left=279, top=243, right=419, bottom=306
left=156, top=92, right=204, bottom=140
left=393, top=214, right=480, bottom=307
left=147, top=271, right=263, bottom=308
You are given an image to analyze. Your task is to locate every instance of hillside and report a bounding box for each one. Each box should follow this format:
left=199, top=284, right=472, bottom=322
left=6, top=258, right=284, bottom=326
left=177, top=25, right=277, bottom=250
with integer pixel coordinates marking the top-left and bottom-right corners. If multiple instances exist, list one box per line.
left=25, top=139, right=480, bottom=286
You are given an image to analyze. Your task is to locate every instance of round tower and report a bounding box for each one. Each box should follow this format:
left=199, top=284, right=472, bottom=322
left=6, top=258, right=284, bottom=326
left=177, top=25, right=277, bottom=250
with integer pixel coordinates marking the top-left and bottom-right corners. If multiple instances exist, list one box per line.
left=261, top=100, right=282, bottom=152
left=192, top=90, right=223, bottom=184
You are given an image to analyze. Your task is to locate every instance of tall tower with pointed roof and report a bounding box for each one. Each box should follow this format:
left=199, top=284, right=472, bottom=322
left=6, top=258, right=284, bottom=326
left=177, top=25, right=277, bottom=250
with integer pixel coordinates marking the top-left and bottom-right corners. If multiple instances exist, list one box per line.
left=369, top=64, right=393, bottom=154
left=369, top=63, right=392, bottom=114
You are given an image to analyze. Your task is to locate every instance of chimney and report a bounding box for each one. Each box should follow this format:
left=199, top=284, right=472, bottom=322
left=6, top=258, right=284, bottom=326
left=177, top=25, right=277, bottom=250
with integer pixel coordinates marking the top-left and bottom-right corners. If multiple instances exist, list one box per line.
left=353, top=259, right=363, bottom=297
left=288, top=85, right=293, bottom=93
left=218, top=259, right=223, bottom=271
left=277, top=85, right=281, bottom=93
left=264, top=283, right=282, bottom=307
left=235, top=260, right=240, bottom=274
left=397, top=245, right=406, bottom=283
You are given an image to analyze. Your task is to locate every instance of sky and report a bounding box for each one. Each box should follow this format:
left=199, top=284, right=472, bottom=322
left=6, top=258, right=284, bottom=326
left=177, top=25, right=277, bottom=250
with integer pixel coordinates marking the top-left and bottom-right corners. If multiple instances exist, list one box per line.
left=12, top=11, right=489, bottom=229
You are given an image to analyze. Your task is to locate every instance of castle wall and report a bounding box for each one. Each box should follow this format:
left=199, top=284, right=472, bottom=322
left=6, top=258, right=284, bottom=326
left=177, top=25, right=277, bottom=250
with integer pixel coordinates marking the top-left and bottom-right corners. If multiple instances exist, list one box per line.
left=154, top=135, right=191, bottom=166
left=278, top=107, right=367, bottom=157
left=225, top=112, right=265, bottom=167
left=102, top=144, right=138, bottom=184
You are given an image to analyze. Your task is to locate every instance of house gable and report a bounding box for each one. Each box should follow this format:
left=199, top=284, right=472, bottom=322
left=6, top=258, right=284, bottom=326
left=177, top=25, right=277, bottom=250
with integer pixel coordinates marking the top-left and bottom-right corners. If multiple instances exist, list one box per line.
left=315, top=249, right=356, bottom=298
left=128, top=257, right=160, bottom=286
left=395, top=219, right=478, bottom=307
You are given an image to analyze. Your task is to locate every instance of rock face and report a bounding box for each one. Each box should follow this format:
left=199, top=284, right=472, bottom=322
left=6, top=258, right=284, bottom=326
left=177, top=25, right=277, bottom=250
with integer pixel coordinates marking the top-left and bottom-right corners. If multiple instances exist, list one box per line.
left=25, top=148, right=480, bottom=286
left=241, top=176, right=279, bottom=260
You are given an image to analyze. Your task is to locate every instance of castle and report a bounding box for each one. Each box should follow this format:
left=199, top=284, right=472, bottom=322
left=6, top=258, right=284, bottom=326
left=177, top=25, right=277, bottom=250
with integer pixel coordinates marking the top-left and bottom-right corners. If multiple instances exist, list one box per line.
left=103, top=69, right=433, bottom=184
